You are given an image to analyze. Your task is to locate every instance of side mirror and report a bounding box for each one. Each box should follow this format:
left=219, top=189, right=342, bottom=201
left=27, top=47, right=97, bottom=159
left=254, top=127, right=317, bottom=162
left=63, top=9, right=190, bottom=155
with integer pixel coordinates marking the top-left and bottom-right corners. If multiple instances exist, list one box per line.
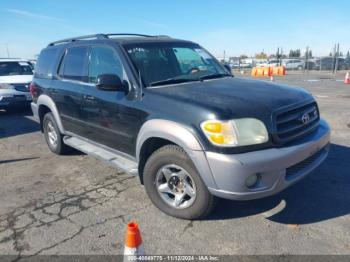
left=96, top=74, right=127, bottom=92
left=223, top=64, right=233, bottom=75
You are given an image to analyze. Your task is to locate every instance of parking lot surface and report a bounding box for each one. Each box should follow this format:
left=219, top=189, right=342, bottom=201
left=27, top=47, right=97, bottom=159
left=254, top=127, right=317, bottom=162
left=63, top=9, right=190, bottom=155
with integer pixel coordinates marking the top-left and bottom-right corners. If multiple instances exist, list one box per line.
left=0, top=72, right=349, bottom=257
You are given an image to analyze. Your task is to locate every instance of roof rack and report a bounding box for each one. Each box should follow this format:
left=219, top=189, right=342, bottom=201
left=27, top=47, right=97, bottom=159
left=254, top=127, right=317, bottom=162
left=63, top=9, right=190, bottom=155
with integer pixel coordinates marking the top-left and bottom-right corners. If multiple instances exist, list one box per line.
left=48, top=33, right=171, bottom=46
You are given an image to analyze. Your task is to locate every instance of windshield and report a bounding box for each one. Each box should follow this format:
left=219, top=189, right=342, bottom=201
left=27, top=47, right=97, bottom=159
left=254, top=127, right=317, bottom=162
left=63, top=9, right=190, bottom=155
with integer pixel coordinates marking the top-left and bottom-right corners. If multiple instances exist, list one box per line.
left=124, top=43, right=228, bottom=87
left=0, top=62, right=34, bottom=76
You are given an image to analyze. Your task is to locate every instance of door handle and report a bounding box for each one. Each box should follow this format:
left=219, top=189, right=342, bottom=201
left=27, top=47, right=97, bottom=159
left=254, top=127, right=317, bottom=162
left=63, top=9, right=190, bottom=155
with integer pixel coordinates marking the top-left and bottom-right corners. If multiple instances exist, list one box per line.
left=83, top=95, right=95, bottom=101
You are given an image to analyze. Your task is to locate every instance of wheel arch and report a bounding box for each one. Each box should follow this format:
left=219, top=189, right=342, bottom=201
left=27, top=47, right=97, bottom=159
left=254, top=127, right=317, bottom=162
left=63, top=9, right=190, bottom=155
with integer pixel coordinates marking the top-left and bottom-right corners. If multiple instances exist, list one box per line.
left=135, top=119, right=217, bottom=189
left=37, top=94, right=65, bottom=134
left=136, top=119, right=204, bottom=162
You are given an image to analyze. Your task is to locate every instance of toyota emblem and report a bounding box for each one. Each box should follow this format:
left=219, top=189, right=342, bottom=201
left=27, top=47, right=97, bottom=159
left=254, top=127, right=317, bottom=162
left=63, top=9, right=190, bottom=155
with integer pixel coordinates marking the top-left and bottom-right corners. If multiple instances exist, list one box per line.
left=301, top=113, right=310, bottom=125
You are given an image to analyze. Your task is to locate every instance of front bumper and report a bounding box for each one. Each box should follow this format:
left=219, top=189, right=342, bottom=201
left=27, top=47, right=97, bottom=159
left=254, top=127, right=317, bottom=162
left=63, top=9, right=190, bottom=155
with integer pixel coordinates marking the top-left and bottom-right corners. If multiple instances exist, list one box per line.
left=204, top=119, right=331, bottom=200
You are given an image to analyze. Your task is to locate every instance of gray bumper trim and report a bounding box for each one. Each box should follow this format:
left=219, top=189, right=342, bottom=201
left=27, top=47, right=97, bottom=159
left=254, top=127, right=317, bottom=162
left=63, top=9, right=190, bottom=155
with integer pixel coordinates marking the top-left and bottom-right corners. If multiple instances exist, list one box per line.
left=203, top=119, right=331, bottom=200
left=31, top=102, right=39, bottom=122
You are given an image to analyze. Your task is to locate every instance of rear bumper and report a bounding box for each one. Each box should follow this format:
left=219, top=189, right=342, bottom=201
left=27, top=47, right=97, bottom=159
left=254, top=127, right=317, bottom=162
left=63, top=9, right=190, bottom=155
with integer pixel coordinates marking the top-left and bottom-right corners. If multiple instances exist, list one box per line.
left=202, top=119, right=330, bottom=200
left=31, top=102, right=40, bottom=122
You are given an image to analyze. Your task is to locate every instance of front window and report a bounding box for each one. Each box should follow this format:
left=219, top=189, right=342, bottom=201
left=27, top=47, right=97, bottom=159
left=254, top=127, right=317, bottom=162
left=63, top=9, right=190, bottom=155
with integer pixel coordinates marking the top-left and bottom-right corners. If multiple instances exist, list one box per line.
left=124, top=43, right=229, bottom=87
left=0, top=61, right=33, bottom=76
left=88, top=46, right=126, bottom=84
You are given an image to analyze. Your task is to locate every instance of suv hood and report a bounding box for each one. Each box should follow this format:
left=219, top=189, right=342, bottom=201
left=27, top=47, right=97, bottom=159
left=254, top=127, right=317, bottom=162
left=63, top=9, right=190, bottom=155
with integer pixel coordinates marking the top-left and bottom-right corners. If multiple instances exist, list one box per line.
left=146, top=77, right=313, bottom=126
left=0, top=75, right=33, bottom=84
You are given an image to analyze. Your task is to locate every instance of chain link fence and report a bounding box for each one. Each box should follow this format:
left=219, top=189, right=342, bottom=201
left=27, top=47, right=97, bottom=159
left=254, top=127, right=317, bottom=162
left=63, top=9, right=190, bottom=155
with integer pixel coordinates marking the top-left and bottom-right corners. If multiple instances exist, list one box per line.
left=220, top=56, right=350, bottom=73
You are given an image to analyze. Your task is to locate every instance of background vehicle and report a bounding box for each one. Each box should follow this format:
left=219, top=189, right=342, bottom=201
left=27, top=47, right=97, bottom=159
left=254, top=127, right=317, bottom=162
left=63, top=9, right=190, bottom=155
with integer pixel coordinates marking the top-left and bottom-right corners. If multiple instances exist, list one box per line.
left=0, top=58, right=33, bottom=111
left=268, top=59, right=280, bottom=67
left=283, top=59, right=305, bottom=70
left=31, top=34, right=330, bottom=220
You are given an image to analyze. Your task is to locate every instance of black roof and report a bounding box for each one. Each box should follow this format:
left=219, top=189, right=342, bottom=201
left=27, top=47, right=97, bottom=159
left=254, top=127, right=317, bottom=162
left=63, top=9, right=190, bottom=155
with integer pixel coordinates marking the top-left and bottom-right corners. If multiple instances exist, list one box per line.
left=47, top=33, right=193, bottom=47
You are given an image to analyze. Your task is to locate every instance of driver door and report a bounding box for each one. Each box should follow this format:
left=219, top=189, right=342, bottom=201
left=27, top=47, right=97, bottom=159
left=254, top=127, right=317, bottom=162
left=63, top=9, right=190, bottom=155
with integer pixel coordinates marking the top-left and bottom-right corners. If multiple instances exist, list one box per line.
left=80, top=45, right=136, bottom=155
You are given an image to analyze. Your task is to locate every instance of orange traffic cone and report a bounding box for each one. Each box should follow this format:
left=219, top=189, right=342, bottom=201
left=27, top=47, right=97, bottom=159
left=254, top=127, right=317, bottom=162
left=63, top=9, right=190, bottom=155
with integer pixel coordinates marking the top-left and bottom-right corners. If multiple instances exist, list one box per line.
left=344, top=72, right=350, bottom=84
left=123, top=222, right=144, bottom=261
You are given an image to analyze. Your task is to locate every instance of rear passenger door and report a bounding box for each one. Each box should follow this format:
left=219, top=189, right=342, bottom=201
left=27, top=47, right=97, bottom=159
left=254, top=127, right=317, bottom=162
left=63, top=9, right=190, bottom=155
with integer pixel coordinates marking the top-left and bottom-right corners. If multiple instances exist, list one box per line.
left=51, top=46, right=89, bottom=134
left=80, top=45, right=136, bottom=154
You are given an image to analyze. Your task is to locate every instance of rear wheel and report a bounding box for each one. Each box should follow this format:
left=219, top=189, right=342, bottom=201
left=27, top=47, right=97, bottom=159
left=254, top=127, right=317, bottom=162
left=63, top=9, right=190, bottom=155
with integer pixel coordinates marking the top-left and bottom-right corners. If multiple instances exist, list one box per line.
left=143, top=145, right=216, bottom=220
left=43, top=112, right=68, bottom=155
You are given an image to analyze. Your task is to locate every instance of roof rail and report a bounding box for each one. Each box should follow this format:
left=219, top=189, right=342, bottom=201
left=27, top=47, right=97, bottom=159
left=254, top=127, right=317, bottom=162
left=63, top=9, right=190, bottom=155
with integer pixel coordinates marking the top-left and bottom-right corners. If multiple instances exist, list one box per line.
left=104, top=33, right=153, bottom=38
left=48, top=34, right=108, bottom=46
left=48, top=33, right=172, bottom=46
left=105, top=33, right=171, bottom=38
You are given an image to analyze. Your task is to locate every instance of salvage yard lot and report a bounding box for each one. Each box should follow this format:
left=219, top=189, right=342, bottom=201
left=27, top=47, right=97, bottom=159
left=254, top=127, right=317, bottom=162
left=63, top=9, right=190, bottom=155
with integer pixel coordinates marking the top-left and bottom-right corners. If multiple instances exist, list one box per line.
left=0, top=72, right=349, bottom=256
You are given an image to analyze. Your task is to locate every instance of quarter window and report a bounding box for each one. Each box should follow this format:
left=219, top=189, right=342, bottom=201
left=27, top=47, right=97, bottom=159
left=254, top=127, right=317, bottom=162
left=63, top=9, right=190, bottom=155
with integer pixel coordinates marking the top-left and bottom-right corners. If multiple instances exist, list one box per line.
left=88, top=46, right=125, bottom=84
left=59, top=47, right=89, bottom=82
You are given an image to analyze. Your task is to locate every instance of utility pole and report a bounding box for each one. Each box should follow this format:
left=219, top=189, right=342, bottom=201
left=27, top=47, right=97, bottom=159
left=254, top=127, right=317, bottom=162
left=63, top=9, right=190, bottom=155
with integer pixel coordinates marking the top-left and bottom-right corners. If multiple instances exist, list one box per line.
left=5, top=43, right=10, bottom=58
left=281, top=48, right=283, bottom=66
left=334, top=43, right=339, bottom=74
left=223, top=50, right=226, bottom=64
left=332, top=44, right=336, bottom=73
left=305, top=46, right=309, bottom=71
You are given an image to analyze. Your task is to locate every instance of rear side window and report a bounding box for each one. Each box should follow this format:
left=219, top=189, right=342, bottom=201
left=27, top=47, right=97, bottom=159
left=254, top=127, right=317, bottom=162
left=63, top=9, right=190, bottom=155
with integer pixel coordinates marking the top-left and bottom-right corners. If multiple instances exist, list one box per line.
left=59, top=46, right=89, bottom=82
left=35, top=48, right=58, bottom=78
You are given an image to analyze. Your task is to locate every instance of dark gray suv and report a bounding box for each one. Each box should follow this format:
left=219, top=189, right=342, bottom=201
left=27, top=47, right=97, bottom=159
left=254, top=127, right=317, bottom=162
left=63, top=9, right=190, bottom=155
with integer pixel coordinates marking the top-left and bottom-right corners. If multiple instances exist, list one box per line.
left=30, top=34, right=330, bottom=219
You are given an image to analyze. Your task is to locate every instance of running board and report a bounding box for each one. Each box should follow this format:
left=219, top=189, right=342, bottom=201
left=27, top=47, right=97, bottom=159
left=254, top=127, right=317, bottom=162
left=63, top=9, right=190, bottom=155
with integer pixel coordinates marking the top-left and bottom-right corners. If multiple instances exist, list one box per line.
left=63, top=136, right=138, bottom=176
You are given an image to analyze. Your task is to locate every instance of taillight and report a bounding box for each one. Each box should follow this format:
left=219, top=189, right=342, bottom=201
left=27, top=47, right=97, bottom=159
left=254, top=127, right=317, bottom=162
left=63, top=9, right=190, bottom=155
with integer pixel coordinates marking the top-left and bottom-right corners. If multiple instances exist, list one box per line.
left=29, top=82, right=37, bottom=97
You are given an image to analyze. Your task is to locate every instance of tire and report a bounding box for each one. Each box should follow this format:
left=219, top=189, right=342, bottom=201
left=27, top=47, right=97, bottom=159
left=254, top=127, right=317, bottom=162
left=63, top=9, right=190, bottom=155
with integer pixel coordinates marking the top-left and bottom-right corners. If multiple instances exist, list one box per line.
left=143, top=145, right=216, bottom=220
left=43, top=112, right=68, bottom=155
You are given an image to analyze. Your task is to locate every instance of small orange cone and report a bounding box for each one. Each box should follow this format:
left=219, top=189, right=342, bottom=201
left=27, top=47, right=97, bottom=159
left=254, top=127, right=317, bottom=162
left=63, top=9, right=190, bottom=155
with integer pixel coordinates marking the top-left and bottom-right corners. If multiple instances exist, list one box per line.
left=123, top=222, right=144, bottom=261
left=344, top=72, right=350, bottom=84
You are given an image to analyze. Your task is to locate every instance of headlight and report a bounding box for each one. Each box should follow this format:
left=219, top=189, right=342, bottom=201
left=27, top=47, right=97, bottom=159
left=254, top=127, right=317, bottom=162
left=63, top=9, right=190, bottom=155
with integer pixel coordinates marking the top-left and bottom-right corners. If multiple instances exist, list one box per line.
left=200, top=118, right=269, bottom=147
left=0, top=83, right=14, bottom=89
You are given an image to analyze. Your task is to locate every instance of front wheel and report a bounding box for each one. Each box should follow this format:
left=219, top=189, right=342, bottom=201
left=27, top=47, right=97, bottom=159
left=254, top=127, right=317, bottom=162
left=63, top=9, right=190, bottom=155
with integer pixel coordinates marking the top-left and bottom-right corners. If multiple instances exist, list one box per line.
left=143, top=145, right=216, bottom=220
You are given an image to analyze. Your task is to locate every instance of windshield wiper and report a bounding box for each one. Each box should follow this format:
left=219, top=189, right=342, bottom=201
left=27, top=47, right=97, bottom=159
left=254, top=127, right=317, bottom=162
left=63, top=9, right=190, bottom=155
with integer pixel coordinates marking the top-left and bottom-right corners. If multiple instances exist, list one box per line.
left=198, top=73, right=232, bottom=81
left=149, top=77, right=199, bottom=87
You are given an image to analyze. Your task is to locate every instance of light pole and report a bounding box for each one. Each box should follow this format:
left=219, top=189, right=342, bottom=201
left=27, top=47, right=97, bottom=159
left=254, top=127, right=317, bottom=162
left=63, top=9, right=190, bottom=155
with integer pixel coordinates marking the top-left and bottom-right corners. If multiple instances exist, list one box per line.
left=5, top=43, right=10, bottom=58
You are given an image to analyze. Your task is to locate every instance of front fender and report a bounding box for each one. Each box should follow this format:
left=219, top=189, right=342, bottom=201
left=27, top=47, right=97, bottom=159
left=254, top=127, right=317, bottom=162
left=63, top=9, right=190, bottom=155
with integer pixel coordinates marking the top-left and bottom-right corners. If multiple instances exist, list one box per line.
left=136, top=119, right=217, bottom=189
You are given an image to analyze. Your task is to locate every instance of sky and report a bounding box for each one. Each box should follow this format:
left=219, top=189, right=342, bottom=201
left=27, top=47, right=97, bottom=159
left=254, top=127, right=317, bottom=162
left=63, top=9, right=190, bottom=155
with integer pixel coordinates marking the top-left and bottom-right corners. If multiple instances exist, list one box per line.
left=0, top=0, right=349, bottom=59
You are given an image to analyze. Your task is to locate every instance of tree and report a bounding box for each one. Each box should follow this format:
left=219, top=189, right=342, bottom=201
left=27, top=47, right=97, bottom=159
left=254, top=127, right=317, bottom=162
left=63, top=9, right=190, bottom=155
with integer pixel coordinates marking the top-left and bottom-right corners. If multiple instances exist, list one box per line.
left=255, top=52, right=267, bottom=59
left=239, top=54, right=248, bottom=59
left=308, top=50, right=312, bottom=58
left=289, top=49, right=301, bottom=58
left=339, top=51, right=344, bottom=57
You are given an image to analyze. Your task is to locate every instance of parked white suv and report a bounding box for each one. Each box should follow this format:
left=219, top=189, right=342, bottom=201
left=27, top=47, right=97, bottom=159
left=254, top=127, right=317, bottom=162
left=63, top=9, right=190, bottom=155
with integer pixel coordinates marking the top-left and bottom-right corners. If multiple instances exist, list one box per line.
left=0, top=59, right=33, bottom=111
left=283, top=59, right=305, bottom=70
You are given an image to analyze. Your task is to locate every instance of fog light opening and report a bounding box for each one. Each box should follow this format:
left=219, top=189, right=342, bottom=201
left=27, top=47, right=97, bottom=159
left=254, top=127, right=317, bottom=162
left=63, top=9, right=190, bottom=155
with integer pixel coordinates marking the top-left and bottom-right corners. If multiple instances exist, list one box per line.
left=246, top=173, right=261, bottom=188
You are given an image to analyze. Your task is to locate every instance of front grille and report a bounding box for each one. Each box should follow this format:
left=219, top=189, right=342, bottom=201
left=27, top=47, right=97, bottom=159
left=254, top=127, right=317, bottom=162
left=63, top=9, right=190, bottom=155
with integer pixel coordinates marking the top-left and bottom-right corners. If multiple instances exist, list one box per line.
left=286, top=145, right=328, bottom=179
left=274, top=102, right=319, bottom=143
left=13, top=83, right=30, bottom=92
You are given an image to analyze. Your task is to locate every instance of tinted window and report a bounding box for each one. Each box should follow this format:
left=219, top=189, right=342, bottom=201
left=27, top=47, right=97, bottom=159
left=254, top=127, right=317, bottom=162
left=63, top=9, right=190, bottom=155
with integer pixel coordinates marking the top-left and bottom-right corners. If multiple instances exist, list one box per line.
left=35, top=48, right=58, bottom=78
left=60, top=47, right=89, bottom=82
left=88, top=46, right=124, bottom=84
left=0, top=62, right=33, bottom=76
left=125, top=43, right=226, bottom=86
